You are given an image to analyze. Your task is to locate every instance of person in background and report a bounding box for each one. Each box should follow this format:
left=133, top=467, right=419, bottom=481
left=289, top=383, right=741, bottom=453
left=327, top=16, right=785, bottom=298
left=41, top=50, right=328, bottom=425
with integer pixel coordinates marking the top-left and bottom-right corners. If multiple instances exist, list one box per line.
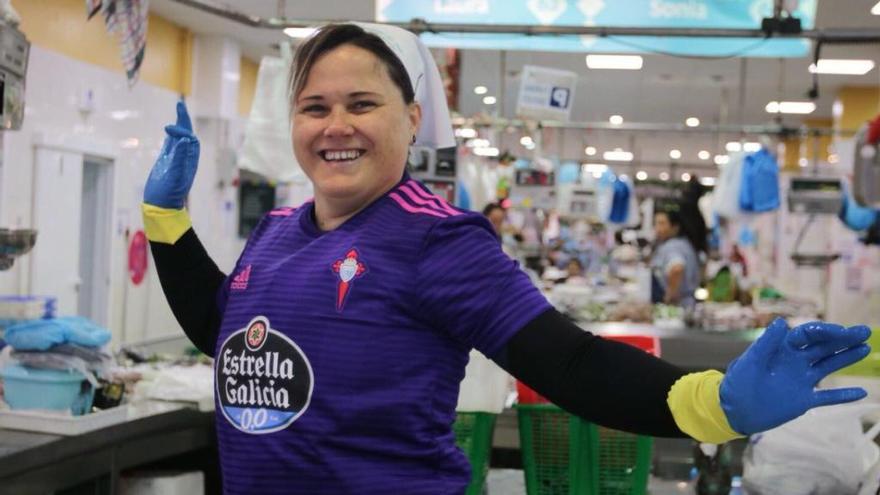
left=482, top=202, right=505, bottom=237
left=142, top=22, right=872, bottom=494
left=652, top=208, right=702, bottom=307
left=560, top=257, right=586, bottom=284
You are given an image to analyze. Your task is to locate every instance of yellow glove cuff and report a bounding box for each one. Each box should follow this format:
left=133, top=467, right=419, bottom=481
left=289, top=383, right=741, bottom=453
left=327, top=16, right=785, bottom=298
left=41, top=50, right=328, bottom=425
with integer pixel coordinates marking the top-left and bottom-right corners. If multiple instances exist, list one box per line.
left=142, top=203, right=192, bottom=244
left=667, top=370, right=744, bottom=444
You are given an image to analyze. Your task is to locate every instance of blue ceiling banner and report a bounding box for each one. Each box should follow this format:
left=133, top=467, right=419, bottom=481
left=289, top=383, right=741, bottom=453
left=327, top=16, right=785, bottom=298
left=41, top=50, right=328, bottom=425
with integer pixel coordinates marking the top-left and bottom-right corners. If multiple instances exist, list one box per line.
left=375, top=0, right=817, bottom=57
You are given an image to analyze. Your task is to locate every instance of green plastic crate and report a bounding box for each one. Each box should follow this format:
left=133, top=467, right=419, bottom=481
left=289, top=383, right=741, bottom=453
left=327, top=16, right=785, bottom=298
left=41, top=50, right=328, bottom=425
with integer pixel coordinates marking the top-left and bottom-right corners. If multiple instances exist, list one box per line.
left=453, top=411, right=497, bottom=495
left=836, top=328, right=880, bottom=377
left=517, top=404, right=652, bottom=495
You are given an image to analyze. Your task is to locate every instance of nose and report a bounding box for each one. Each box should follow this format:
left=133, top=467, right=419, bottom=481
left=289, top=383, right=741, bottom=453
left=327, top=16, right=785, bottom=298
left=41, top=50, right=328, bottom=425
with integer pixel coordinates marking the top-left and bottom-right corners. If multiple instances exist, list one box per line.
left=323, top=106, right=354, bottom=138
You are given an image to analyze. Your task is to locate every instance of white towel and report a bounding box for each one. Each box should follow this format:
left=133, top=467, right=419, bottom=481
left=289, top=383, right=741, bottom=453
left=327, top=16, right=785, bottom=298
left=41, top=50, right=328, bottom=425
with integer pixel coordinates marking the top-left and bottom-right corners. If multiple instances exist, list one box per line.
left=353, top=22, right=455, bottom=149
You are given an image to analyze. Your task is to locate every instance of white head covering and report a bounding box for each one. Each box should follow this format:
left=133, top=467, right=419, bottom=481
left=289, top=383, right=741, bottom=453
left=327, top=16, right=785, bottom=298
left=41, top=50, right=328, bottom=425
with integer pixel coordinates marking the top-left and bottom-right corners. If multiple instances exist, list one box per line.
left=352, top=22, right=455, bottom=149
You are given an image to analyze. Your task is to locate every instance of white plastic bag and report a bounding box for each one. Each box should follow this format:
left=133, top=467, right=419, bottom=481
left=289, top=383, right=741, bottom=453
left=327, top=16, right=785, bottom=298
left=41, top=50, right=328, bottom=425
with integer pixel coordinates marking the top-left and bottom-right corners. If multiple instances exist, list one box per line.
left=456, top=350, right=510, bottom=414
left=238, top=43, right=304, bottom=183
left=743, top=403, right=880, bottom=495
left=712, top=152, right=745, bottom=219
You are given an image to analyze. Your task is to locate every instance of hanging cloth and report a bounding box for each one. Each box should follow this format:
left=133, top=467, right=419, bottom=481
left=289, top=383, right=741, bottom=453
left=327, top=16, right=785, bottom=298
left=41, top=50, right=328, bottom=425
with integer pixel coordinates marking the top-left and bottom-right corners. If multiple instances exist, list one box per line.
left=739, top=148, right=780, bottom=213
left=87, top=0, right=149, bottom=86
left=608, top=177, right=630, bottom=224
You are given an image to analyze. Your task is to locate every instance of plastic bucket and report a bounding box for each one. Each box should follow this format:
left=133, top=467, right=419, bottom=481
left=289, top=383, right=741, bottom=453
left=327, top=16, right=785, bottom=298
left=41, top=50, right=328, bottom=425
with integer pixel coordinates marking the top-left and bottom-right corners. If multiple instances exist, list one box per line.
left=1, top=364, right=92, bottom=415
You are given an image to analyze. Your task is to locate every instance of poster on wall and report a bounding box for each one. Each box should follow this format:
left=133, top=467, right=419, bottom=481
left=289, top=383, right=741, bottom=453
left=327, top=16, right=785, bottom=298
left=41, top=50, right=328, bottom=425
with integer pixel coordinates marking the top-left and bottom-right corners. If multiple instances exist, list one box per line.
left=238, top=182, right=277, bottom=238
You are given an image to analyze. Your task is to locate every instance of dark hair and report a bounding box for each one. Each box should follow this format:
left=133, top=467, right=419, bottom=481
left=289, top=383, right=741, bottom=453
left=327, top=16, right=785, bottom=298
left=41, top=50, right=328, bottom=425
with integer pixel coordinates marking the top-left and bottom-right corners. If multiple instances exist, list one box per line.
left=482, top=203, right=504, bottom=216
left=289, top=24, right=414, bottom=108
left=655, top=204, right=708, bottom=254
left=655, top=208, right=682, bottom=228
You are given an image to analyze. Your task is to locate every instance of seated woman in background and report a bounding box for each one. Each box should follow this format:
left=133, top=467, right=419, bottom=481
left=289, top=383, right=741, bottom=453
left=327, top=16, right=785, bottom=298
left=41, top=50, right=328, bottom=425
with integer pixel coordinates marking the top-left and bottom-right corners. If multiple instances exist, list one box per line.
left=651, top=208, right=703, bottom=307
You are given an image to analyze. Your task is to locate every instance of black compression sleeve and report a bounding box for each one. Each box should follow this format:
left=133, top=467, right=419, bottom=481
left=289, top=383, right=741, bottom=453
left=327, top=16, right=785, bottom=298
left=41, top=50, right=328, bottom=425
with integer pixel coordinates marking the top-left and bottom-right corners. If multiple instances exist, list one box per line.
left=495, top=308, right=689, bottom=437
left=149, top=229, right=226, bottom=357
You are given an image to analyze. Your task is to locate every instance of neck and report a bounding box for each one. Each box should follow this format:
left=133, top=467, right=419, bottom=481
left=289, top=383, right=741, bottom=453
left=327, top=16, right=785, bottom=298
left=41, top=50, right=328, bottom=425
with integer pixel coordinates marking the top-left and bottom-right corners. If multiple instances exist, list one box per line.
left=313, top=182, right=398, bottom=231
left=313, top=196, right=367, bottom=231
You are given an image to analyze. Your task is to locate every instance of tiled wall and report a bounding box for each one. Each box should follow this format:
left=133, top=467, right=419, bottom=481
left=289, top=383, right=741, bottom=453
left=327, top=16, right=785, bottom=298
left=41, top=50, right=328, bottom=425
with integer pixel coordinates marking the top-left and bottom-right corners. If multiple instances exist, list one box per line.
left=0, top=45, right=246, bottom=345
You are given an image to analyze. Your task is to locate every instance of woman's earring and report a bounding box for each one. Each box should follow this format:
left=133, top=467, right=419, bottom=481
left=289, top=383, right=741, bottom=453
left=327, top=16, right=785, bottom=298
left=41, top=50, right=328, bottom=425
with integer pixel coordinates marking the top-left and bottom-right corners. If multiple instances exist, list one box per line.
left=411, top=135, right=417, bottom=145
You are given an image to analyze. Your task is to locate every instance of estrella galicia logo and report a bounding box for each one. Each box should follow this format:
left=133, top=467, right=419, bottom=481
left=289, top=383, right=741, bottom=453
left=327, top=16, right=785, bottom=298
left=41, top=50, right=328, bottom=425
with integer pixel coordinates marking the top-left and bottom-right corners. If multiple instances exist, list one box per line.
left=216, top=316, right=313, bottom=434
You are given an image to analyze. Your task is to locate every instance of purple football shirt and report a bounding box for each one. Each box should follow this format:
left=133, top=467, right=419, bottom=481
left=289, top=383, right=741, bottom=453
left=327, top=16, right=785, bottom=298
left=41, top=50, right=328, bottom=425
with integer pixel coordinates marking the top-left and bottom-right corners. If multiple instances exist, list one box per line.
left=212, top=175, right=551, bottom=494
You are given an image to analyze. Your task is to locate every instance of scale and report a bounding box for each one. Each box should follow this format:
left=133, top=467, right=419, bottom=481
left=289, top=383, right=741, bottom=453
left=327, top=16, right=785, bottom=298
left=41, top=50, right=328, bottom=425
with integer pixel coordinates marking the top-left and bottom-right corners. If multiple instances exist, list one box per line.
left=556, top=183, right=597, bottom=220
left=788, top=176, right=843, bottom=215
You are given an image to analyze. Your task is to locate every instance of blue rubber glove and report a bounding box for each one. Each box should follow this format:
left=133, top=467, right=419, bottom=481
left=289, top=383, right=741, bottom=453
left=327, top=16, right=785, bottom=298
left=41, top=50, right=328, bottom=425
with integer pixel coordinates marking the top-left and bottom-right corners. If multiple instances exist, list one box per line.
left=143, top=100, right=200, bottom=209
left=720, top=318, right=871, bottom=435
left=839, top=185, right=878, bottom=231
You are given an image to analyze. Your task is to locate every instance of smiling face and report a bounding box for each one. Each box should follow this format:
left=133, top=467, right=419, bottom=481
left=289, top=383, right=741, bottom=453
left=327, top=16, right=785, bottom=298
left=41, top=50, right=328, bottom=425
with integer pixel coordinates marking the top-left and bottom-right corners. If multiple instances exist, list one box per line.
left=292, top=44, right=421, bottom=211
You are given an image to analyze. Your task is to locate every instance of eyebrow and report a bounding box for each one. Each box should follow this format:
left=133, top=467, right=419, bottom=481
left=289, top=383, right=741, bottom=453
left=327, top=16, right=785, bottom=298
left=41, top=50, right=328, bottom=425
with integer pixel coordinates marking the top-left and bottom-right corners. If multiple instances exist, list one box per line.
left=298, top=91, right=382, bottom=102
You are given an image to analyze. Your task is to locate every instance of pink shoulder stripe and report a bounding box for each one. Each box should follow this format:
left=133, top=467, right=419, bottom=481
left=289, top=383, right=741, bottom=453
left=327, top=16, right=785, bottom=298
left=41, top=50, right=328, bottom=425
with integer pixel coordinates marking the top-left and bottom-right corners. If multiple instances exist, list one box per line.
left=389, top=192, right=448, bottom=218
left=403, top=180, right=461, bottom=216
left=269, top=206, right=296, bottom=216
left=396, top=184, right=458, bottom=217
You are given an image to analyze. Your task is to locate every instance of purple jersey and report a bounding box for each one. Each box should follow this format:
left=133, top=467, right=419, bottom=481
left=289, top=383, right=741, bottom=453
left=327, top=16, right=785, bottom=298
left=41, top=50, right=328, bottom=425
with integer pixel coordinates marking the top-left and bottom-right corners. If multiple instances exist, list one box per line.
left=213, top=176, right=550, bottom=494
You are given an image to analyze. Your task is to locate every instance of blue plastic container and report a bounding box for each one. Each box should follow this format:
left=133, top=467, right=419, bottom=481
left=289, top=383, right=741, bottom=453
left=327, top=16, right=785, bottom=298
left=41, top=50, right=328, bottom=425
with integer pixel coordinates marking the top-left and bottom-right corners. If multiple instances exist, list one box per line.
left=0, top=365, right=92, bottom=415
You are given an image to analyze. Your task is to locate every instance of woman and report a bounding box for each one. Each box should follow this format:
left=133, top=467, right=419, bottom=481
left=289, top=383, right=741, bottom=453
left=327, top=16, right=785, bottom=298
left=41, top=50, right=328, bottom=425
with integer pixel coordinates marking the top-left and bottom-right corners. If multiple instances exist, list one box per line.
left=652, top=208, right=702, bottom=307
left=142, top=23, right=871, bottom=494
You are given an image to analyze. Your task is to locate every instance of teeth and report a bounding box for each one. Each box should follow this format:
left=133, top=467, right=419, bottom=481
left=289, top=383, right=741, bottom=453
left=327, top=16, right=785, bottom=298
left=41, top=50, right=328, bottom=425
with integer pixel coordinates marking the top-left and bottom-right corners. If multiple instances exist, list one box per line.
left=323, top=150, right=361, bottom=161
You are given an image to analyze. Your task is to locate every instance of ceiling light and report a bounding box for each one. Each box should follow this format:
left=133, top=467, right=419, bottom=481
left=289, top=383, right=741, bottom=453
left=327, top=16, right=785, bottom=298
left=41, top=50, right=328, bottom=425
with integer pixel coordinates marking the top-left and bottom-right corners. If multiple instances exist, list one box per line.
left=110, top=110, right=140, bottom=121
left=603, top=149, right=633, bottom=162
left=466, top=138, right=490, bottom=148
left=586, top=54, right=643, bottom=70
left=799, top=157, right=809, bottom=167
left=700, top=177, right=716, bottom=186
left=659, top=172, right=670, bottom=181
left=726, top=141, right=742, bottom=152
left=669, top=149, right=682, bottom=160
left=520, top=136, right=534, bottom=146
left=619, top=174, right=630, bottom=181
left=636, top=171, right=648, bottom=181
left=766, top=101, right=816, bottom=114
left=473, top=147, right=500, bottom=157
left=283, top=27, right=317, bottom=38
left=698, top=150, right=711, bottom=160
left=584, top=146, right=597, bottom=156
left=743, top=142, right=761, bottom=152
left=474, top=85, right=488, bottom=95
left=873, top=1, right=880, bottom=14
left=609, top=115, right=624, bottom=125
left=828, top=153, right=839, bottom=164
left=582, top=163, right=608, bottom=176
left=809, top=59, right=875, bottom=75
left=681, top=172, right=691, bottom=182
left=686, top=117, right=700, bottom=127
left=454, top=127, right=477, bottom=138
left=714, top=154, right=729, bottom=165
left=482, top=96, right=497, bottom=105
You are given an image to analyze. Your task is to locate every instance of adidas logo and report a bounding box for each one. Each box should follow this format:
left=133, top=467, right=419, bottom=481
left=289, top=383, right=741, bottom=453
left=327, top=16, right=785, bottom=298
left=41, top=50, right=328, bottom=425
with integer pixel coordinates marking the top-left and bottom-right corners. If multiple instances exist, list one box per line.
left=231, top=265, right=251, bottom=290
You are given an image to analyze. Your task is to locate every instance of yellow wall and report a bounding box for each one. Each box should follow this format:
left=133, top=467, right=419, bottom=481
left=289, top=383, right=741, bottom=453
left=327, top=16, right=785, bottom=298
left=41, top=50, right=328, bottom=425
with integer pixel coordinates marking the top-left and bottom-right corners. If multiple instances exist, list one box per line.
left=14, top=0, right=191, bottom=94
left=239, top=57, right=258, bottom=117
left=835, top=86, right=880, bottom=133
